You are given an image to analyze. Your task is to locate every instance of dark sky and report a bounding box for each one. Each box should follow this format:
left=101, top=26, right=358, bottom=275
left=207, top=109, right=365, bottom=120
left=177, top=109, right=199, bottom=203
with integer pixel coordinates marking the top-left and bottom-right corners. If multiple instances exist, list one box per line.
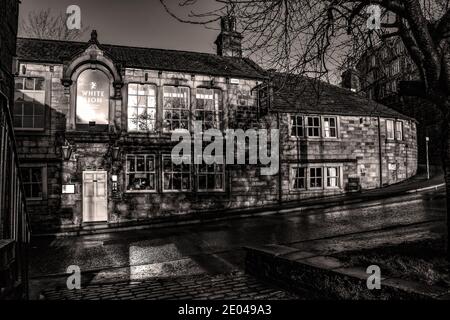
left=18, top=0, right=220, bottom=53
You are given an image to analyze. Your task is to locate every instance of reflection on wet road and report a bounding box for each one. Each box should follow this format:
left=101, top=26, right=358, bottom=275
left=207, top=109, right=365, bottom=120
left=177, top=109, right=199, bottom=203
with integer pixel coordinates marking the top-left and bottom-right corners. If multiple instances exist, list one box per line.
left=30, top=190, right=446, bottom=282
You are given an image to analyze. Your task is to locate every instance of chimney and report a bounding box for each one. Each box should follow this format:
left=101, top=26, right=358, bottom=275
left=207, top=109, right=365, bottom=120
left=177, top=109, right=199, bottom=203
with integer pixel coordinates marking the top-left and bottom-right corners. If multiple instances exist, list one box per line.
left=341, top=68, right=361, bottom=93
left=215, top=16, right=243, bottom=58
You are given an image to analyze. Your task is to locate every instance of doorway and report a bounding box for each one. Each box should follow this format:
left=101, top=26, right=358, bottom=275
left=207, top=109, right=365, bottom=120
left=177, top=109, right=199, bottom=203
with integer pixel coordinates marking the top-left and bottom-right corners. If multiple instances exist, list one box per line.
left=82, top=171, right=108, bottom=222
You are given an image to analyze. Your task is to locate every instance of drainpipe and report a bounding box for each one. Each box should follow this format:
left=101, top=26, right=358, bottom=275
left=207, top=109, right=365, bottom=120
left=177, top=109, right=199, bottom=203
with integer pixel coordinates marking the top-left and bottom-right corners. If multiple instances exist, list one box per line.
left=377, top=116, right=383, bottom=188
left=277, top=112, right=282, bottom=205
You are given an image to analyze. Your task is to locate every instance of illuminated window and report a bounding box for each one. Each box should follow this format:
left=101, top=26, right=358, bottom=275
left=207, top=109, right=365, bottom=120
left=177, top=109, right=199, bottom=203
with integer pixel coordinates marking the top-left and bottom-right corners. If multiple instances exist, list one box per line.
left=14, top=77, right=45, bottom=130
left=126, top=155, right=156, bottom=192
left=386, top=120, right=395, bottom=139
left=197, top=163, right=225, bottom=191
left=326, top=167, right=340, bottom=188
left=195, top=88, right=222, bottom=130
left=163, top=86, right=190, bottom=131
left=162, top=155, right=191, bottom=192
left=127, top=84, right=157, bottom=132
left=323, top=117, right=337, bottom=138
left=290, top=115, right=304, bottom=137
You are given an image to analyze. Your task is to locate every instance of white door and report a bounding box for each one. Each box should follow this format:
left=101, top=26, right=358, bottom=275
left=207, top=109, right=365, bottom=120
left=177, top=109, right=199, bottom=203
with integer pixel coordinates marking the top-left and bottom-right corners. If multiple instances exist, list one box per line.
left=83, top=171, right=108, bottom=222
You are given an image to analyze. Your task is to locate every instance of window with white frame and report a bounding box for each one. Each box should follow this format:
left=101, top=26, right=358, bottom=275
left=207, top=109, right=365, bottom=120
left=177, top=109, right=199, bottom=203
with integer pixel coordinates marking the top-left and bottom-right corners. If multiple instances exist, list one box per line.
left=197, top=163, right=225, bottom=191
left=309, top=167, right=323, bottom=188
left=195, top=88, right=222, bottom=130
left=386, top=120, right=395, bottom=139
left=20, top=166, right=45, bottom=200
left=126, top=155, right=156, bottom=191
left=162, top=155, right=191, bottom=191
left=326, top=167, right=340, bottom=188
left=163, top=86, right=190, bottom=131
left=306, top=116, right=321, bottom=137
left=323, top=117, right=337, bottom=138
left=14, top=77, right=45, bottom=130
left=291, top=166, right=306, bottom=190
left=127, top=84, right=157, bottom=132
left=395, top=121, right=403, bottom=140
left=290, top=115, right=304, bottom=137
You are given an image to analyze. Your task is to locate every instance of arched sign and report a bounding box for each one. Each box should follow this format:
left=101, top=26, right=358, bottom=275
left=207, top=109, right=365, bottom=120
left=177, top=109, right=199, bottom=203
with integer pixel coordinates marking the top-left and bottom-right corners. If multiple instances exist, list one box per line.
left=76, top=69, right=109, bottom=125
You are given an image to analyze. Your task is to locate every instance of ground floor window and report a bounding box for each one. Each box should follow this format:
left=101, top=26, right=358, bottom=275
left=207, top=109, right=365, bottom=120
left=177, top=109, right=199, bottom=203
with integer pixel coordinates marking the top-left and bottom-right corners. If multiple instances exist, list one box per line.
left=20, top=166, right=45, bottom=200
left=197, top=163, right=225, bottom=191
left=326, top=167, right=340, bottom=188
left=126, top=155, right=156, bottom=191
left=309, top=167, right=323, bottom=188
left=162, top=155, right=191, bottom=192
left=291, top=166, right=306, bottom=190
left=290, top=164, right=342, bottom=191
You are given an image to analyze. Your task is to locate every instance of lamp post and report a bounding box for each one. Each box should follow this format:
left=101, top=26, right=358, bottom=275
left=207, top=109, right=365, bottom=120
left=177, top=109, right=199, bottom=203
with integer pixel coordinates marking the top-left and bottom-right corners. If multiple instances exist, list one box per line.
left=426, top=136, right=430, bottom=180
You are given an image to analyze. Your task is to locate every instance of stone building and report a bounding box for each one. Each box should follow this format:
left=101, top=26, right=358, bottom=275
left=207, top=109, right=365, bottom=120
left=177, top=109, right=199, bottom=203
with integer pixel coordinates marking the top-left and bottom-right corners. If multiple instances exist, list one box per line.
left=1, top=0, right=29, bottom=299
left=13, top=19, right=417, bottom=233
left=355, top=37, right=441, bottom=165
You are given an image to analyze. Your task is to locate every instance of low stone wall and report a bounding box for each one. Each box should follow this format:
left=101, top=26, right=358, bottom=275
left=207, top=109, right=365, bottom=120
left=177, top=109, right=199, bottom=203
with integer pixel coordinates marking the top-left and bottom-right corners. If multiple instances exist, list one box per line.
left=245, top=245, right=448, bottom=300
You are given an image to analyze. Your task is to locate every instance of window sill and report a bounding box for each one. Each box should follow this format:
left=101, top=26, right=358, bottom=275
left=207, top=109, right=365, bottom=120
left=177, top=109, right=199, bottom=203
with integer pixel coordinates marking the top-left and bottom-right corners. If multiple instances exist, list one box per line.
left=289, top=136, right=339, bottom=141
left=125, top=190, right=157, bottom=194
left=14, top=128, right=45, bottom=132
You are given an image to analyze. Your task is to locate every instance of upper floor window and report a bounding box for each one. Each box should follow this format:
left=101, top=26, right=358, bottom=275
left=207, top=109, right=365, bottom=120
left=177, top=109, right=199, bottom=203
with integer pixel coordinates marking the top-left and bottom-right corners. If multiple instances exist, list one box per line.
left=195, top=88, right=222, bottom=130
left=14, top=77, right=45, bottom=130
left=391, top=60, right=400, bottom=76
left=395, top=121, right=403, bottom=140
left=306, top=116, right=321, bottom=137
left=127, top=84, right=157, bottom=132
left=290, top=115, right=304, bottom=137
left=162, top=155, right=191, bottom=192
left=163, top=86, right=190, bottom=132
left=76, top=69, right=110, bottom=125
left=323, top=117, right=337, bottom=138
left=234, top=90, right=258, bottom=130
left=386, top=120, right=395, bottom=140
left=126, top=155, right=156, bottom=192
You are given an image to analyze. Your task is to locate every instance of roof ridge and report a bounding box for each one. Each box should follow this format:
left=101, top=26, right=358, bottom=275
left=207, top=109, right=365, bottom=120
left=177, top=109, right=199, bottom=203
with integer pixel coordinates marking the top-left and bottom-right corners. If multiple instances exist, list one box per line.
left=17, top=37, right=249, bottom=60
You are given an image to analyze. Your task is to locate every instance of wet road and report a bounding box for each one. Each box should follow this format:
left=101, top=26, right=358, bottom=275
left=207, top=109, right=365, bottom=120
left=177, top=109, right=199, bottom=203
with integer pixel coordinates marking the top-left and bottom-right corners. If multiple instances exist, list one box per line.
left=30, top=190, right=446, bottom=284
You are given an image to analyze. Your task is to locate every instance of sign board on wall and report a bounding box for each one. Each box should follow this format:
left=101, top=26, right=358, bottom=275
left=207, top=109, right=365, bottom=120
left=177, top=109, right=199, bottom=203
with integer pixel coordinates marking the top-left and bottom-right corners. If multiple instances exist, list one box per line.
left=62, top=185, right=75, bottom=194
left=76, top=69, right=109, bottom=125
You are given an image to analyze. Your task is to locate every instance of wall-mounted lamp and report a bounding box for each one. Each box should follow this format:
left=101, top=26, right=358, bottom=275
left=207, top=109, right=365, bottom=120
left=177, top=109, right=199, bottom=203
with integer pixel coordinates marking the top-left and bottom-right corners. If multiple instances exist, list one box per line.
left=62, top=141, right=73, bottom=161
left=112, top=146, right=120, bottom=161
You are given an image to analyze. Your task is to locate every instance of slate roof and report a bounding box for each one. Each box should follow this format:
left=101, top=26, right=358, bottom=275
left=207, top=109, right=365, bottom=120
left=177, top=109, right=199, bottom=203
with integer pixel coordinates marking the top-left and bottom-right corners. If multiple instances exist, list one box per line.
left=271, top=73, right=413, bottom=120
left=16, top=37, right=266, bottom=80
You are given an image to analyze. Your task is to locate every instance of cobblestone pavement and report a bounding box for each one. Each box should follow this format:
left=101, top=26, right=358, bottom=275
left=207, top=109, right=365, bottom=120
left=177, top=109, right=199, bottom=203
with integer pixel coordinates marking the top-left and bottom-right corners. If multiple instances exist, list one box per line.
left=41, top=272, right=298, bottom=300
